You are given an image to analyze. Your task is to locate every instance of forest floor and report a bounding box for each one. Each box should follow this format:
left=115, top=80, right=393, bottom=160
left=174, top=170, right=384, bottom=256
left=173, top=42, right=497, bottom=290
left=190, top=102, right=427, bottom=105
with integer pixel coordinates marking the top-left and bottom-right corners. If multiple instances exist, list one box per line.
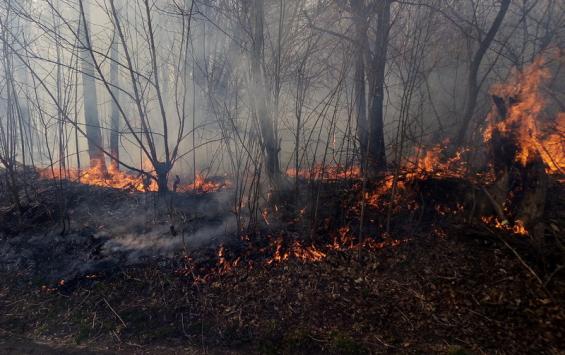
left=0, top=176, right=564, bottom=354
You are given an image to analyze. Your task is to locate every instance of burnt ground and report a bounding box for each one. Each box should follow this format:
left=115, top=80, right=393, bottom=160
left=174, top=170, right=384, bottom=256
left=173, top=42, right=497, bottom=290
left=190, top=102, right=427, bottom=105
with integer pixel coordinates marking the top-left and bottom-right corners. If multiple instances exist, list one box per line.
left=0, top=175, right=564, bottom=354
left=0, top=179, right=236, bottom=284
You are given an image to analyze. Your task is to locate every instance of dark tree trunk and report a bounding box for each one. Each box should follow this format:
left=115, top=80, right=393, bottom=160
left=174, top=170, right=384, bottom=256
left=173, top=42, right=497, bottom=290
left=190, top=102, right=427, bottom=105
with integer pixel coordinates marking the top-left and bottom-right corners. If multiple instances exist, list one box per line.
left=351, top=0, right=368, bottom=170
left=365, top=0, right=391, bottom=177
left=487, top=95, right=548, bottom=243
left=155, top=162, right=171, bottom=193
left=249, top=0, right=281, bottom=186
left=79, top=1, right=107, bottom=172
left=454, top=0, right=511, bottom=147
left=109, top=30, right=120, bottom=170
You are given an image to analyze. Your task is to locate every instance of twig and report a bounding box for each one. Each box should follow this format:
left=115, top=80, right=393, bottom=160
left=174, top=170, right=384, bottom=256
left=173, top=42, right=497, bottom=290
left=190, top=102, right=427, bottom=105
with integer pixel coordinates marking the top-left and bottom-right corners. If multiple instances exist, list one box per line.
left=481, top=186, right=507, bottom=223
left=544, top=265, right=564, bottom=287
left=496, top=232, right=544, bottom=286
left=372, top=335, right=397, bottom=349
left=482, top=224, right=547, bottom=294
left=103, top=298, right=127, bottom=328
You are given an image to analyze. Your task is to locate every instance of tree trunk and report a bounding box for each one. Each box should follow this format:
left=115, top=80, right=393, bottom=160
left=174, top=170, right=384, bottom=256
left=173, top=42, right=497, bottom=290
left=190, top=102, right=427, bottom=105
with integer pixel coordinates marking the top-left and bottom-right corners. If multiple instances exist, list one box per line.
left=109, top=29, right=120, bottom=171
left=155, top=161, right=171, bottom=193
left=454, top=0, right=511, bottom=147
left=488, top=95, right=548, bottom=243
left=79, top=1, right=107, bottom=172
left=351, top=0, right=368, bottom=171
left=365, top=0, right=391, bottom=177
left=250, top=0, right=280, bottom=186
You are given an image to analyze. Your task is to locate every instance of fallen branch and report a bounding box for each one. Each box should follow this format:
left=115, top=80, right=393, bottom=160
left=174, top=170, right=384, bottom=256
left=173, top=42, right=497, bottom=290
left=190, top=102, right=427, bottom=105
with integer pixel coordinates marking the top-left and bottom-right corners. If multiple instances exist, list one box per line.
left=481, top=186, right=508, bottom=223
left=103, top=298, right=127, bottom=329
left=544, top=264, right=564, bottom=288
left=481, top=224, right=550, bottom=298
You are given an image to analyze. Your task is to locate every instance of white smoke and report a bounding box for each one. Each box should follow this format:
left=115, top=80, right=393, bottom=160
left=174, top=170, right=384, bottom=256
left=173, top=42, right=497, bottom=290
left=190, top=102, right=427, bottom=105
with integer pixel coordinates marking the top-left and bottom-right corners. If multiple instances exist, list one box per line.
left=100, top=215, right=237, bottom=263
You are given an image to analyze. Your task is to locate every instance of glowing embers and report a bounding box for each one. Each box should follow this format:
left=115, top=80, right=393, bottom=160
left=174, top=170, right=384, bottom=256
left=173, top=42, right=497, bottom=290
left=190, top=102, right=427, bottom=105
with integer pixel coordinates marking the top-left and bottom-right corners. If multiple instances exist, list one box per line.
left=266, top=238, right=327, bottom=264
left=483, top=57, right=564, bottom=174
left=481, top=216, right=528, bottom=236
left=213, top=229, right=407, bottom=275
left=217, top=245, right=241, bottom=275
left=329, top=226, right=406, bottom=251
left=286, top=164, right=361, bottom=181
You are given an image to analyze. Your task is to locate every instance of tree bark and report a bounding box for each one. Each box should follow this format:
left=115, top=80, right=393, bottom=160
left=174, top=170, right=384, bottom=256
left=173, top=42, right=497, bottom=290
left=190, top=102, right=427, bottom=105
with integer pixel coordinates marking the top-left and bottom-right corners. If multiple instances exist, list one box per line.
left=79, top=0, right=107, bottom=172
left=351, top=0, right=369, bottom=171
left=488, top=95, right=548, bottom=241
left=454, top=0, right=511, bottom=147
left=109, top=29, right=120, bottom=170
left=155, top=161, right=171, bottom=193
left=365, top=0, right=391, bottom=176
left=249, top=0, right=281, bottom=186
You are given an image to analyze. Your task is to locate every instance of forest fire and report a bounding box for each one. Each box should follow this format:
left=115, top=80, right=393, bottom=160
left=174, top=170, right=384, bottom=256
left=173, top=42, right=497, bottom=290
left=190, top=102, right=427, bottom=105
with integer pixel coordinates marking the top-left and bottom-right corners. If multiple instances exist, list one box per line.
left=1, top=0, right=564, bottom=351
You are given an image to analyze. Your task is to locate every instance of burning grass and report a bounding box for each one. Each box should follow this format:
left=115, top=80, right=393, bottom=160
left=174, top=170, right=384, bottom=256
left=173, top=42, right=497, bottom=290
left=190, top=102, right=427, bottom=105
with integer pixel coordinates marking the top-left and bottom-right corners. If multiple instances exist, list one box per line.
left=38, top=161, right=229, bottom=193
left=286, top=164, right=361, bottom=181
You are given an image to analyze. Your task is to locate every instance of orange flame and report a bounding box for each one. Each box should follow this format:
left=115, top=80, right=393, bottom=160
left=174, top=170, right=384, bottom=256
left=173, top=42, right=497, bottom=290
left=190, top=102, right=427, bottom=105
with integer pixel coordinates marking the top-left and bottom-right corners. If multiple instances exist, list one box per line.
left=266, top=239, right=327, bottom=264
left=286, top=164, right=361, bottom=181
left=405, top=142, right=468, bottom=180
left=39, top=162, right=229, bottom=193
left=481, top=216, right=528, bottom=236
left=483, top=57, right=564, bottom=173
left=38, top=160, right=158, bottom=192
left=178, top=174, right=230, bottom=193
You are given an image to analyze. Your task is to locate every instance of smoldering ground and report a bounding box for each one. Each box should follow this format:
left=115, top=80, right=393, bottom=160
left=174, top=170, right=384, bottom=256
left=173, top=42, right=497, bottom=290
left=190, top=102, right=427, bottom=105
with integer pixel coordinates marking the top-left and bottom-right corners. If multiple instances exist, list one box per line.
left=0, top=180, right=238, bottom=284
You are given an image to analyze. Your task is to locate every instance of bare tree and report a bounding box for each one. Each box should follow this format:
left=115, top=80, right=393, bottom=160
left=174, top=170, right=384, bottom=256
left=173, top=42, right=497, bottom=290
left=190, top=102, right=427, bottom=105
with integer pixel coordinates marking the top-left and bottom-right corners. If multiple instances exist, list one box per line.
left=109, top=24, right=120, bottom=170
left=454, top=0, right=511, bottom=147
left=246, top=0, right=281, bottom=187
left=78, top=0, right=107, bottom=171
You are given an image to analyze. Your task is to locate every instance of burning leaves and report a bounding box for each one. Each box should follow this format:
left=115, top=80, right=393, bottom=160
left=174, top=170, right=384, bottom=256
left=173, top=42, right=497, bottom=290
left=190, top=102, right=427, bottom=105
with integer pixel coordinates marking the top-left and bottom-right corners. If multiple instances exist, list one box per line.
left=177, top=174, right=231, bottom=193
left=407, top=142, right=469, bottom=179
left=286, top=164, right=361, bottom=181
left=481, top=216, right=529, bottom=236
left=206, top=229, right=407, bottom=282
left=266, top=239, right=327, bottom=264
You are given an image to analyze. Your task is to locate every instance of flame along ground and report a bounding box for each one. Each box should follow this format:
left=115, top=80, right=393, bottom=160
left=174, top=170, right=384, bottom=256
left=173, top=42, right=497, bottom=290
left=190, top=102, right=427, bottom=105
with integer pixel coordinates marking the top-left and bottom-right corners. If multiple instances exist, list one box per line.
left=209, top=230, right=408, bottom=280
left=38, top=161, right=229, bottom=193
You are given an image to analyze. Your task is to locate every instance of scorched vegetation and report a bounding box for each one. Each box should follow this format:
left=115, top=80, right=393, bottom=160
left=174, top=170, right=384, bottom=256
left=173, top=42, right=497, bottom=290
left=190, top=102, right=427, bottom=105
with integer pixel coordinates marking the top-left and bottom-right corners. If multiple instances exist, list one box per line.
left=0, top=0, right=564, bottom=353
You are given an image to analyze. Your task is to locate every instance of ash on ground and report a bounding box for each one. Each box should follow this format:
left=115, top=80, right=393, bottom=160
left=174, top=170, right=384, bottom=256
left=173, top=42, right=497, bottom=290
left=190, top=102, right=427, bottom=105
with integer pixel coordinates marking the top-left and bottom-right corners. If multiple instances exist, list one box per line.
left=0, top=180, right=237, bottom=284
